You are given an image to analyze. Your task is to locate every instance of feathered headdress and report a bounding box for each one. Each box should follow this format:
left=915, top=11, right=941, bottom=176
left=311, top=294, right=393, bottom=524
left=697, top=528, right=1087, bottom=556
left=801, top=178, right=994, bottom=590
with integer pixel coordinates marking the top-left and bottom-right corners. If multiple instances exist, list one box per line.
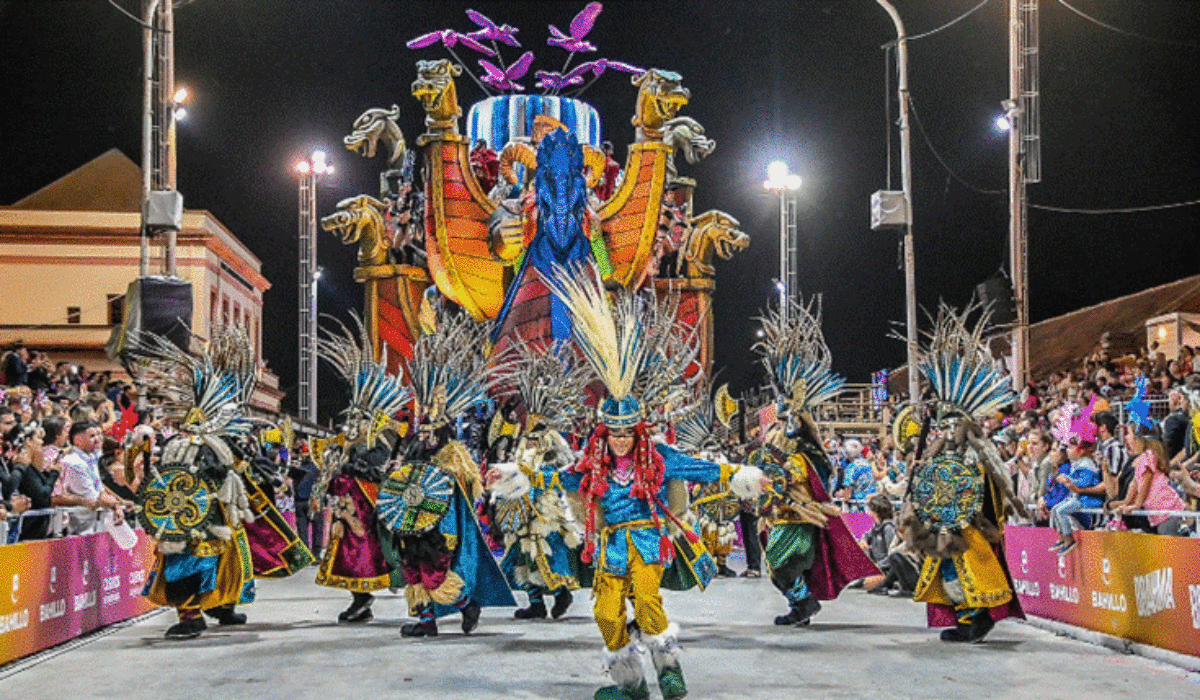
left=755, top=296, right=845, bottom=416
left=316, top=313, right=412, bottom=434
left=407, top=308, right=514, bottom=426
left=123, top=326, right=258, bottom=438
left=915, top=301, right=1014, bottom=421
left=494, top=337, right=591, bottom=433
left=544, top=262, right=699, bottom=427
left=673, top=381, right=722, bottom=454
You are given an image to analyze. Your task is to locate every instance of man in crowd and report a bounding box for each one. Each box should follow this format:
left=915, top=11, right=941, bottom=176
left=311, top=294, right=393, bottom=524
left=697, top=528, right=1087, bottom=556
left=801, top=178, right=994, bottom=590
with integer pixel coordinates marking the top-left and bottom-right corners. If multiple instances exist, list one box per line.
left=288, top=442, right=324, bottom=561
left=1162, top=388, right=1190, bottom=462
left=58, top=420, right=128, bottom=533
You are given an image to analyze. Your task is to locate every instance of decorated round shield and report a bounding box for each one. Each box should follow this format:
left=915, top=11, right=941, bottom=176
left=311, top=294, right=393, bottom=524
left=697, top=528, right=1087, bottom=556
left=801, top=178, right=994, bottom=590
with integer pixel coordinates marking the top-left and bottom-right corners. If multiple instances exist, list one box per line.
left=746, top=448, right=789, bottom=511
left=377, top=462, right=454, bottom=534
left=909, top=453, right=983, bottom=530
left=138, top=464, right=220, bottom=542
left=693, top=482, right=739, bottom=523
left=891, top=404, right=922, bottom=454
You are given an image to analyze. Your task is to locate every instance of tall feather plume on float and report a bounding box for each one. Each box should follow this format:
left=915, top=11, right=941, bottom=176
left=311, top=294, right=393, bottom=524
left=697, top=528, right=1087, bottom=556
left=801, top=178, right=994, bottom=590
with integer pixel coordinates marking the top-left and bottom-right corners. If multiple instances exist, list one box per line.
left=754, top=295, right=845, bottom=415
left=407, top=309, right=517, bottom=426
left=316, top=312, right=412, bottom=430
left=123, top=326, right=258, bottom=438
left=494, top=338, right=592, bottom=432
left=913, top=301, right=1013, bottom=421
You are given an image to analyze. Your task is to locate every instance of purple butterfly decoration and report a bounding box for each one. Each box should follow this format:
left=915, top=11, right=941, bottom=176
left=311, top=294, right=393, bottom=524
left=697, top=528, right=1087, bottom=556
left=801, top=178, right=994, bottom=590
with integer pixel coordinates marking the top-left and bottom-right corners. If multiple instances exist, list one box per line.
left=406, top=28, right=496, bottom=56
left=535, top=58, right=643, bottom=90
left=480, top=51, right=535, bottom=91
left=548, top=1, right=602, bottom=54
left=465, top=9, right=520, bottom=47
left=1125, top=376, right=1154, bottom=429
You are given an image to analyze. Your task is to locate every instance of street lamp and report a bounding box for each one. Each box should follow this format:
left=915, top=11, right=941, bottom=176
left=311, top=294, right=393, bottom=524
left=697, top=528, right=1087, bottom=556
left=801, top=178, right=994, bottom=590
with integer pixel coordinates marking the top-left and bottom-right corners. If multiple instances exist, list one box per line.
left=296, top=151, right=333, bottom=424
left=764, top=160, right=801, bottom=321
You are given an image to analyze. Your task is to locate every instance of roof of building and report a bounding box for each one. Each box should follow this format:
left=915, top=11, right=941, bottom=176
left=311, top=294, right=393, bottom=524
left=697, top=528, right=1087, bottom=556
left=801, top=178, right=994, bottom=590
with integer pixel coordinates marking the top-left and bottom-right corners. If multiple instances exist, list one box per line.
left=1029, top=274, right=1200, bottom=377
left=6, top=149, right=142, bottom=212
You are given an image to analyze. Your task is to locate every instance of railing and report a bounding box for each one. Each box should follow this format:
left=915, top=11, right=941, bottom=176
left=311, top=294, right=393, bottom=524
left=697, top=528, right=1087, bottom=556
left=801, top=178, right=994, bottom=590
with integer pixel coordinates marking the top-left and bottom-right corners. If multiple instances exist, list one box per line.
left=3, top=506, right=116, bottom=543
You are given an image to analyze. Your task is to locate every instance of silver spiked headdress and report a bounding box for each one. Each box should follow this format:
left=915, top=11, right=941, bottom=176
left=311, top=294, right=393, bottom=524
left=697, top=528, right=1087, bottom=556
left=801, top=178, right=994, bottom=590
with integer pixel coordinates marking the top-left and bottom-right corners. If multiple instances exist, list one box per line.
left=494, top=337, right=591, bottom=433
left=407, top=309, right=515, bottom=426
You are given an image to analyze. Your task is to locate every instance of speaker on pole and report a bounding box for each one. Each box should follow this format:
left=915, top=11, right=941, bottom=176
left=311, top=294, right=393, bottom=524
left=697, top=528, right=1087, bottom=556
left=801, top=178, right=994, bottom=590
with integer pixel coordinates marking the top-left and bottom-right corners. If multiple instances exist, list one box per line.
left=107, top=276, right=194, bottom=358
left=976, top=275, right=1016, bottom=326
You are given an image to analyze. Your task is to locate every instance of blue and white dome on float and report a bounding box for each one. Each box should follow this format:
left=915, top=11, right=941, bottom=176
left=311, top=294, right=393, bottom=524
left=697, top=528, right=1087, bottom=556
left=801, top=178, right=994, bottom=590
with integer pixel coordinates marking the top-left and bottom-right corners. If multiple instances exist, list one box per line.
left=467, top=95, right=602, bottom=150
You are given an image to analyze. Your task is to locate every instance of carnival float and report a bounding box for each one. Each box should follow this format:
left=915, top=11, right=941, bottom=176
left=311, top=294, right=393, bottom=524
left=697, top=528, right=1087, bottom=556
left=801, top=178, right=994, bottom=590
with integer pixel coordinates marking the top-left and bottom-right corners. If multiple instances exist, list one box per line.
left=320, top=2, right=749, bottom=377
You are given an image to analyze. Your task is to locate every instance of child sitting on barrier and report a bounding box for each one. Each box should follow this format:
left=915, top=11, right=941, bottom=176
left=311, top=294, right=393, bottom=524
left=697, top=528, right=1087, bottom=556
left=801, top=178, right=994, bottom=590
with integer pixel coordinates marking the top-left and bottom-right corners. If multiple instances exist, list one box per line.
left=1048, top=436, right=1104, bottom=556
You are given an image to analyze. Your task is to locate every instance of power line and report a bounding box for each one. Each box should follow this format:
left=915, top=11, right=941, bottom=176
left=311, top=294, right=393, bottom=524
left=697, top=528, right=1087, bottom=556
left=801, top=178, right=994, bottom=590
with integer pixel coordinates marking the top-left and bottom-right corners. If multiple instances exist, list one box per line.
left=1056, top=0, right=1200, bottom=50
left=1030, top=199, right=1200, bottom=214
left=908, top=0, right=991, bottom=42
left=906, top=93, right=1006, bottom=196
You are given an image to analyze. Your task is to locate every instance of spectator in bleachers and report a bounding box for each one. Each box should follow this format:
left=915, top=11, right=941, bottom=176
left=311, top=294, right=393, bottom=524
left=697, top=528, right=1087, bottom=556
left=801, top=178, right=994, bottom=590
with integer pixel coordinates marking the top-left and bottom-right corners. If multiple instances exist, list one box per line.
left=1113, top=425, right=1187, bottom=536
left=18, top=419, right=61, bottom=540
left=1047, top=435, right=1103, bottom=556
left=1080, top=381, right=1110, bottom=414
left=1092, top=412, right=1133, bottom=505
left=838, top=438, right=876, bottom=503
left=1, top=343, right=29, bottom=387
left=1161, top=388, right=1190, bottom=463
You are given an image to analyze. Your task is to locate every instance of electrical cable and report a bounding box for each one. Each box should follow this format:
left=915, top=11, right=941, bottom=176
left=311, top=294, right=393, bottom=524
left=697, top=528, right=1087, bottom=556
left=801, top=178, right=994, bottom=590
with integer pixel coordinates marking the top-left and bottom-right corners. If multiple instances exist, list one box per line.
left=1030, top=199, right=1200, bottom=214
left=908, top=0, right=991, bottom=42
left=906, top=93, right=1006, bottom=196
left=1056, top=0, right=1200, bottom=50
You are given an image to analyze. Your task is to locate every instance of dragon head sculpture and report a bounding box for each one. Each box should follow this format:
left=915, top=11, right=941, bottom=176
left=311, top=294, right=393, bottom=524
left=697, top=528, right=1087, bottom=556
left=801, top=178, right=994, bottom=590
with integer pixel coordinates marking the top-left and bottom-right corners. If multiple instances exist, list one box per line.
left=344, top=105, right=407, bottom=167
left=321, top=195, right=390, bottom=265
left=631, top=69, right=691, bottom=142
left=411, top=59, right=462, bottom=141
left=683, top=209, right=749, bottom=277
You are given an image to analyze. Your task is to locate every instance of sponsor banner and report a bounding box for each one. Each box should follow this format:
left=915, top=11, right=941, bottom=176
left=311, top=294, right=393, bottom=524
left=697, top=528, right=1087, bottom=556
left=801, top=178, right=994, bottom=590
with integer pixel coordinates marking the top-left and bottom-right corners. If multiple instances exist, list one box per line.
left=1005, top=525, right=1200, bottom=659
left=0, top=530, right=158, bottom=666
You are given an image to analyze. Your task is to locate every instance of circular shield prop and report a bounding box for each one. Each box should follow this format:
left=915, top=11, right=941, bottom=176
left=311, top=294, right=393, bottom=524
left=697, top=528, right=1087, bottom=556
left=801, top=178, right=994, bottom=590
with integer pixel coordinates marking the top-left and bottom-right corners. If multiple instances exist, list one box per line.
left=909, top=454, right=983, bottom=530
left=138, top=464, right=220, bottom=542
left=693, top=482, right=739, bottom=523
left=493, top=495, right=534, bottom=534
left=891, top=404, right=922, bottom=454
left=377, top=461, right=454, bottom=534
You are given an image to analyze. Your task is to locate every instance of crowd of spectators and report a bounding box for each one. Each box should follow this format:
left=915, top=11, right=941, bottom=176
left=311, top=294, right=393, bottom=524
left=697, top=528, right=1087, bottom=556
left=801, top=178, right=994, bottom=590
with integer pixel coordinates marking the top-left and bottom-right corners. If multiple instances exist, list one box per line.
left=0, top=342, right=159, bottom=540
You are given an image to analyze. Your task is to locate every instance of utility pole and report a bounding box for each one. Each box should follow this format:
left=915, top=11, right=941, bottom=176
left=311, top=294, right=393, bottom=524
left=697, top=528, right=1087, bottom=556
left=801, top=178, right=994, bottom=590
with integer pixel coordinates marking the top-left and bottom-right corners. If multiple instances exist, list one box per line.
left=1009, top=0, right=1041, bottom=390
left=872, top=0, right=919, bottom=405
left=296, top=152, right=331, bottom=425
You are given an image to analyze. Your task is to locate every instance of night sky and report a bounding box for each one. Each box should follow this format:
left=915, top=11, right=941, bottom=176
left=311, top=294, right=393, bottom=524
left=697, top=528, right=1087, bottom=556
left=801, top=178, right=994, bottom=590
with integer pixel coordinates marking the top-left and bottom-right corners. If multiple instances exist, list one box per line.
left=3, top=1, right=1198, bottom=420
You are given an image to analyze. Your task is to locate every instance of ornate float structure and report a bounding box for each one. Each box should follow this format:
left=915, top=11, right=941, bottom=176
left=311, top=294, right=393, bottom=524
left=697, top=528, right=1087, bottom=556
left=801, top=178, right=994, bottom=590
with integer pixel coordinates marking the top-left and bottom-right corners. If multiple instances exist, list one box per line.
left=321, top=4, right=748, bottom=376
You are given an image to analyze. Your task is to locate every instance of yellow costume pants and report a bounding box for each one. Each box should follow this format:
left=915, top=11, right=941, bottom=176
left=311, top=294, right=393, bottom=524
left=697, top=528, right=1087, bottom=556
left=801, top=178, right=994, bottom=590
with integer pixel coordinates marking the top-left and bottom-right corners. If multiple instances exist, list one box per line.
left=594, top=542, right=668, bottom=651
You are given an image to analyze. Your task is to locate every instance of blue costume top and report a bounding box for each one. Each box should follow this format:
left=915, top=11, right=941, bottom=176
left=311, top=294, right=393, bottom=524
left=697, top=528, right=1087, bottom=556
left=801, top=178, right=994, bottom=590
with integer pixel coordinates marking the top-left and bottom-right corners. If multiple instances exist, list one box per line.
left=560, top=443, right=724, bottom=576
left=843, top=458, right=877, bottom=501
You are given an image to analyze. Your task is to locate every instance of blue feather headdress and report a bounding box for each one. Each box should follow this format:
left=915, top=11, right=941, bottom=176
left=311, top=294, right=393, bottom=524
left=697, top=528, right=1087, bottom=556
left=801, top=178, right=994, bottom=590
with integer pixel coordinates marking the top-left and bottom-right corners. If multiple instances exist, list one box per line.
left=124, top=326, right=258, bottom=438
left=316, top=313, right=412, bottom=432
left=754, top=296, right=845, bottom=415
left=916, top=302, right=1014, bottom=421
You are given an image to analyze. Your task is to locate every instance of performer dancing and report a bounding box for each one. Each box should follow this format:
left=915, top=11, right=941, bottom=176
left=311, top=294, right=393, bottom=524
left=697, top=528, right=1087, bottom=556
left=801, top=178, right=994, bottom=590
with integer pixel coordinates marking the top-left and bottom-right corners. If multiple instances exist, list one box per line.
left=748, top=298, right=880, bottom=627
left=489, top=339, right=591, bottom=620
left=899, top=303, right=1025, bottom=643
left=313, top=318, right=410, bottom=623
left=129, top=329, right=260, bottom=640
left=376, top=310, right=516, bottom=638
left=524, top=264, right=765, bottom=700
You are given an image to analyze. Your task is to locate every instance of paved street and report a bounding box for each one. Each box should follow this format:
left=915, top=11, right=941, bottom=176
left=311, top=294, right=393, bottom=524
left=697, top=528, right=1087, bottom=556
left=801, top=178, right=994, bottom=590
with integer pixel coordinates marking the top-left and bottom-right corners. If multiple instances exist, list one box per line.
left=3, top=554, right=1198, bottom=700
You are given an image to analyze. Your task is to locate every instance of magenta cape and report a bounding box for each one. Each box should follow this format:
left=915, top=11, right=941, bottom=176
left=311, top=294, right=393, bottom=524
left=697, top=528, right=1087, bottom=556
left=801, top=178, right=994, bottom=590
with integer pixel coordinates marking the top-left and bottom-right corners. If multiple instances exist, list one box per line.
left=802, top=464, right=882, bottom=600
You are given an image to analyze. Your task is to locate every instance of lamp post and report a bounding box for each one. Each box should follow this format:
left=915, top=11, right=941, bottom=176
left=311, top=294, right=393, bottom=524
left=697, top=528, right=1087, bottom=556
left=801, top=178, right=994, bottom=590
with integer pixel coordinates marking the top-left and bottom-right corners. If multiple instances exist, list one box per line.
left=296, top=151, right=333, bottom=424
left=764, top=160, right=802, bottom=321
left=874, top=0, right=920, bottom=406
